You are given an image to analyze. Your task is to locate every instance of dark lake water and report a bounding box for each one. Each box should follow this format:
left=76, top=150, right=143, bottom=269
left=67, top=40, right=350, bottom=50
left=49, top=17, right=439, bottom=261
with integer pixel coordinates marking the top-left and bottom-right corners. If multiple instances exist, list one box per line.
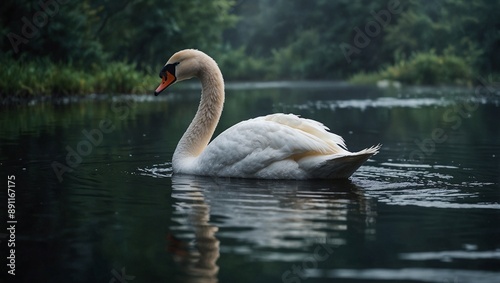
left=1, top=81, right=500, bottom=282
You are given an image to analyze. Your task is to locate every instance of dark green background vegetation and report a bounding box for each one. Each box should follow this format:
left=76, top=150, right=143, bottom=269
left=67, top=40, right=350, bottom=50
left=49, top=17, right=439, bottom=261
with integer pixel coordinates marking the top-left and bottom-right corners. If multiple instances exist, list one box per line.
left=1, top=0, right=499, bottom=96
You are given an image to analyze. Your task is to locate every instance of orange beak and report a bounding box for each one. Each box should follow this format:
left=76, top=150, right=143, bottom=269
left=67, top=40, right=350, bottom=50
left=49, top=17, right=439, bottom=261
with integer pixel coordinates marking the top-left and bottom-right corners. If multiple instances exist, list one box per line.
left=154, top=70, right=176, bottom=96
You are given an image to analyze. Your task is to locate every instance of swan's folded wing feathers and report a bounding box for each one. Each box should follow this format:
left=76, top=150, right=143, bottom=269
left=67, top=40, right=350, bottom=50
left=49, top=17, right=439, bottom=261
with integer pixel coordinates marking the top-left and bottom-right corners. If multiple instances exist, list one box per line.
left=263, top=113, right=347, bottom=149
left=196, top=113, right=349, bottom=177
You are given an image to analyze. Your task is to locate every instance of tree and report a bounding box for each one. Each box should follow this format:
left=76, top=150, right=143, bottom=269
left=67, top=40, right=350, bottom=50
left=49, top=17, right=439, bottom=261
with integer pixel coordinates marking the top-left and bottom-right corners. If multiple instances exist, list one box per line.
left=1, top=0, right=237, bottom=68
left=383, top=0, right=500, bottom=72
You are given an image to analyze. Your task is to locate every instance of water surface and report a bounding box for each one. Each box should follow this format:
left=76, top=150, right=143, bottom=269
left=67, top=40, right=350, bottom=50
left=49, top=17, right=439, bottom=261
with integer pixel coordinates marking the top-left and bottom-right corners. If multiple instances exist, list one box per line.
left=1, top=82, right=499, bottom=282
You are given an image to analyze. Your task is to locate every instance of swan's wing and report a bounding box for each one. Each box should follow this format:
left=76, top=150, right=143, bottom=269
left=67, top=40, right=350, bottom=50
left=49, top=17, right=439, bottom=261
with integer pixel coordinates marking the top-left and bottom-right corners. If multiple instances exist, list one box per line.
left=264, top=113, right=347, bottom=150
left=195, top=113, right=349, bottom=177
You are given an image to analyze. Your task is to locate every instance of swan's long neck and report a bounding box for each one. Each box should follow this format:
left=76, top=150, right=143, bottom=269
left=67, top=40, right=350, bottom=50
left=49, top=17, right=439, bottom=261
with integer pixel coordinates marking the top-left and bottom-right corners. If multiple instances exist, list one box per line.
left=173, top=57, right=224, bottom=166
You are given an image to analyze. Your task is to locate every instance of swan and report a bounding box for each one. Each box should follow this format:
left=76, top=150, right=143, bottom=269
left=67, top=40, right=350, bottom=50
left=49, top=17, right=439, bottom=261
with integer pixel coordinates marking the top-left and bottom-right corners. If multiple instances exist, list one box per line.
left=154, top=49, right=380, bottom=179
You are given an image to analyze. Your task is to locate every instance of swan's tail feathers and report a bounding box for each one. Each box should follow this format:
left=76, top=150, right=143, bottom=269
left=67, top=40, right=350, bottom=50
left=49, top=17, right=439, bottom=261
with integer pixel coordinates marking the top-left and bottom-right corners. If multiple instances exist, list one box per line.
left=313, top=144, right=381, bottom=179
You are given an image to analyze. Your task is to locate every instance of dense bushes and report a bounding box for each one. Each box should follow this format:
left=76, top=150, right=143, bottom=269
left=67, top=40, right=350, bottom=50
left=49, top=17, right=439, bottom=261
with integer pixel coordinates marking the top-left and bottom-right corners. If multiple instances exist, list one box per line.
left=0, top=57, right=156, bottom=97
left=349, top=52, right=473, bottom=85
left=385, top=52, right=472, bottom=85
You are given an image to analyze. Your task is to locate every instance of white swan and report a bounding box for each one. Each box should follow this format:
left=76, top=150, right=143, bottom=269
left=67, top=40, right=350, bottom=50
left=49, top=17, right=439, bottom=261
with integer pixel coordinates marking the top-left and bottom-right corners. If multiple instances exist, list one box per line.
left=154, top=49, right=380, bottom=179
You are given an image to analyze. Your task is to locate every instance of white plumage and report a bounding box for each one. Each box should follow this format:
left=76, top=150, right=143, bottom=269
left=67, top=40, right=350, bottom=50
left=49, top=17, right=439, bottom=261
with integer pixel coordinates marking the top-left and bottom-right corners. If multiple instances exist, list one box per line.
left=154, top=50, right=380, bottom=179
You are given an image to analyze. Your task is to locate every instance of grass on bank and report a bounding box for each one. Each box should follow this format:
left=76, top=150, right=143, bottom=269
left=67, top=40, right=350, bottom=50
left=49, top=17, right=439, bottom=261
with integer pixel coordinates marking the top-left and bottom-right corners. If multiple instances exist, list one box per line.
left=0, top=56, right=158, bottom=98
left=349, top=52, right=475, bottom=86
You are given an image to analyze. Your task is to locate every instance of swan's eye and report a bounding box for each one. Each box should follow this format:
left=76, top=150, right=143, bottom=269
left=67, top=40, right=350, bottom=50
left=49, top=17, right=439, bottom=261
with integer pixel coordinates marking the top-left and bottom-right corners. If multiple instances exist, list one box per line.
left=159, top=62, right=180, bottom=78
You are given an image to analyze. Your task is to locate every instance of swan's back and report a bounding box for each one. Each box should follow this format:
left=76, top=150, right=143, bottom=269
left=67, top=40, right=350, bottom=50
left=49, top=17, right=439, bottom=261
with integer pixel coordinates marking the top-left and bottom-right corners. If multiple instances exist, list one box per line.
left=175, top=113, right=379, bottom=179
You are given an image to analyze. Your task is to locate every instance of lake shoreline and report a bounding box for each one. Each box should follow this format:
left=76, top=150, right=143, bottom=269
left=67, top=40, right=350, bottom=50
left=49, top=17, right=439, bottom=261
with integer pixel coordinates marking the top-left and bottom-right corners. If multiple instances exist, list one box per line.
left=2, top=80, right=493, bottom=107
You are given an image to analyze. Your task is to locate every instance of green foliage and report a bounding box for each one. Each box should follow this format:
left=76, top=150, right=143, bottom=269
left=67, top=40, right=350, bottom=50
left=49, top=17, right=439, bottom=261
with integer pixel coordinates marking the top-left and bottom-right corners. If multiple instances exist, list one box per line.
left=224, top=0, right=498, bottom=82
left=0, top=56, right=156, bottom=97
left=382, top=52, right=472, bottom=85
left=268, top=29, right=327, bottom=79
left=383, top=0, right=498, bottom=72
left=0, top=0, right=499, bottom=94
left=94, top=0, right=238, bottom=68
left=0, top=1, right=106, bottom=63
left=92, top=62, right=156, bottom=94
left=0, top=0, right=236, bottom=96
left=1, top=0, right=237, bottom=67
left=216, top=46, right=270, bottom=81
left=224, top=0, right=390, bottom=79
left=349, top=52, right=473, bottom=85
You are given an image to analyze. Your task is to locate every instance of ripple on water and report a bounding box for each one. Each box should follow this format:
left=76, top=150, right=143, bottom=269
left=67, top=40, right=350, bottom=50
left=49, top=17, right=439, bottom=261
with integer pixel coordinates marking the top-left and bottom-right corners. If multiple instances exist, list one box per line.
left=400, top=249, right=500, bottom=261
left=279, top=94, right=500, bottom=112
left=316, top=268, right=500, bottom=283
left=353, top=163, right=500, bottom=210
left=137, top=160, right=500, bottom=212
left=136, top=162, right=173, bottom=178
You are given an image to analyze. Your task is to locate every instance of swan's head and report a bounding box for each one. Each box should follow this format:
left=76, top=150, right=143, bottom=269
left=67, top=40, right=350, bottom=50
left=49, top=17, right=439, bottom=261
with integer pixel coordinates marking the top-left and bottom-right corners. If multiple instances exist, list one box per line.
left=154, top=49, right=206, bottom=96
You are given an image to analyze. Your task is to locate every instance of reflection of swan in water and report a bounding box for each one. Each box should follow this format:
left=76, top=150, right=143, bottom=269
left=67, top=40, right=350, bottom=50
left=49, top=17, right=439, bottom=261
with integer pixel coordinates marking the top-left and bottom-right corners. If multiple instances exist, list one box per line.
left=167, top=174, right=377, bottom=281
left=168, top=176, right=220, bottom=283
